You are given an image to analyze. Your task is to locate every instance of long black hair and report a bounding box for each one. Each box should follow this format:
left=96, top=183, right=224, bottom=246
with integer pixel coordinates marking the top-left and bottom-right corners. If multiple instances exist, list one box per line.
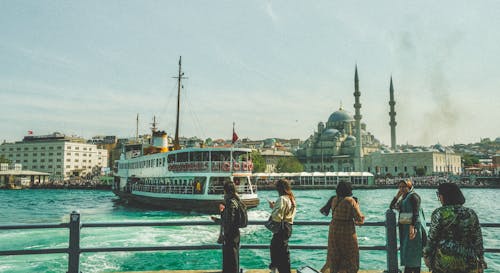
left=224, top=180, right=240, bottom=200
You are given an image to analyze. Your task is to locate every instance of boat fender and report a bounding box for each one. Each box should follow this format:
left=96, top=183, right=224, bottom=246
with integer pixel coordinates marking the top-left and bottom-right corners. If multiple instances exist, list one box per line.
left=222, top=162, right=231, bottom=171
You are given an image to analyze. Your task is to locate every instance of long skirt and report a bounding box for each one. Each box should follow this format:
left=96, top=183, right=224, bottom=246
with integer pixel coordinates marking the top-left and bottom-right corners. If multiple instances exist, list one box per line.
left=321, top=221, right=359, bottom=273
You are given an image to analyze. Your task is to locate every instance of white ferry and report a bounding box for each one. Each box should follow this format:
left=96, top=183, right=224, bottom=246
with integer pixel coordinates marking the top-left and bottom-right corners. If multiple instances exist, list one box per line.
left=112, top=57, right=259, bottom=213
left=113, top=145, right=259, bottom=213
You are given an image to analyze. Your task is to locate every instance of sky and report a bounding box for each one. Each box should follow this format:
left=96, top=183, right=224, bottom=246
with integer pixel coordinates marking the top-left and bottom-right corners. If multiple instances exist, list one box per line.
left=0, top=1, right=499, bottom=146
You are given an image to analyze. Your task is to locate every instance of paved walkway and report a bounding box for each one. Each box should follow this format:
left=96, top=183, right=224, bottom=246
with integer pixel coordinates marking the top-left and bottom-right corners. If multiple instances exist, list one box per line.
left=116, top=269, right=424, bottom=273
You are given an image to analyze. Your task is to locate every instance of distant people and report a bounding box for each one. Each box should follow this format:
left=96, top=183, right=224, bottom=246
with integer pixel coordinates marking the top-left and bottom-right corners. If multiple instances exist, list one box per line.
left=268, top=179, right=297, bottom=273
left=214, top=181, right=242, bottom=273
left=390, top=179, right=425, bottom=273
left=320, top=181, right=364, bottom=273
left=194, top=180, right=202, bottom=193
left=423, top=183, right=487, bottom=273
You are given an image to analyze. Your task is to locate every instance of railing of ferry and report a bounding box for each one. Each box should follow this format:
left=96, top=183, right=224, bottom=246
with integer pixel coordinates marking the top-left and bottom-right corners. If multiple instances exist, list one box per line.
left=0, top=210, right=498, bottom=273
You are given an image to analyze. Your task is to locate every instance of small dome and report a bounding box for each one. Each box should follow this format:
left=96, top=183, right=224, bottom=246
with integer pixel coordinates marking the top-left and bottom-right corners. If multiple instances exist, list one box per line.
left=328, top=107, right=354, bottom=123
left=346, top=135, right=356, bottom=141
left=321, top=128, right=339, bottom=140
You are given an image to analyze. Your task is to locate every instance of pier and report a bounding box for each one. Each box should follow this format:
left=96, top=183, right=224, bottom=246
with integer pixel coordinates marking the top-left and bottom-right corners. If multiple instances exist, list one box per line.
left=0, top=211, right=498, bottom=273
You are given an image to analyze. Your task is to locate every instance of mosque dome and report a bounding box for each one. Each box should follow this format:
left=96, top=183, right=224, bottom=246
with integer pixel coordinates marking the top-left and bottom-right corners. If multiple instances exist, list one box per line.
left=328, top=107, right=354, bottom=123
left=320, top=128, right=339, bottom=140
left=346, top=135, right=356, bottom=141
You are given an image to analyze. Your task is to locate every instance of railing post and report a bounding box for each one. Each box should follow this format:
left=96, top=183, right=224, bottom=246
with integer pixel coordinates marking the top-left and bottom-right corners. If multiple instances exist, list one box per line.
left=385, top=209, right=400, bottom=273
left=67, top=211, right=81, bottom=273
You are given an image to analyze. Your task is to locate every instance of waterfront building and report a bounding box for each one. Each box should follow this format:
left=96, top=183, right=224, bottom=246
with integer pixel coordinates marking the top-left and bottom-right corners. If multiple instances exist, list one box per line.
left=259, top=149, right=294, bottom=173
left=0, top=132, right=108, bottom=180
left=0, top=163, right=49, bottom=189
left=363, top=146, right=462, bottom=176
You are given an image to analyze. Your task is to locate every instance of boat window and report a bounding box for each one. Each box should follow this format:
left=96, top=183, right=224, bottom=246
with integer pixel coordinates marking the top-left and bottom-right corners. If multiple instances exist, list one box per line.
left=208, top=176, right=231, bottom=194
left=177, top=152, right=188, bottom=162
left=211, top=151, right=230, bottom=162
left=168, top=154, right=175, bottom=163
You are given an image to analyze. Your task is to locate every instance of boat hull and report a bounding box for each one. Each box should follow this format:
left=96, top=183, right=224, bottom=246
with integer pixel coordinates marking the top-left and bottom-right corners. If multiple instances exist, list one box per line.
left=113, top=190, right=260, bottom=214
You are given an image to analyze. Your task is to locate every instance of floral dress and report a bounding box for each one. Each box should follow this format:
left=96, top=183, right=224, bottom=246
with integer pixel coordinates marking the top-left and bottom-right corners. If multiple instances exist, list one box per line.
left=423, top=205, right=486, bottom=273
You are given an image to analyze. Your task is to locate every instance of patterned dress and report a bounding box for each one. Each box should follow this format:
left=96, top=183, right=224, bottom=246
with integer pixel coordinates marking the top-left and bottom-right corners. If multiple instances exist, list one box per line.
left=423, top=205, right=486, bottom=273
left=321, top=196, right=364, bottom=273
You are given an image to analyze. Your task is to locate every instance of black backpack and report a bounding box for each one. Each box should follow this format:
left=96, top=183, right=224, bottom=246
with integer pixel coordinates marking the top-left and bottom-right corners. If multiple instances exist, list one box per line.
left=232, top=199, right=248, bottom=228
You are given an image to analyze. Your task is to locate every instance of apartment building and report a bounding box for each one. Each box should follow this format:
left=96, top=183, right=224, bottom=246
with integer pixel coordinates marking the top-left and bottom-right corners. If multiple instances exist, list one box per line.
left=0, top=133, right=108, bottom=180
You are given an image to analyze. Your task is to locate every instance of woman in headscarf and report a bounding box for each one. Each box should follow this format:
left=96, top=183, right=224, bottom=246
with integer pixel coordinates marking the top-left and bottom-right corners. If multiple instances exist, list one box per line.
left=268, top=179, right=297, bottom=273
left=321, top=181, right=364, bottom=273
left=423, top=183, right=487, bottom=273
left=390, top=179, right=425, bottom=273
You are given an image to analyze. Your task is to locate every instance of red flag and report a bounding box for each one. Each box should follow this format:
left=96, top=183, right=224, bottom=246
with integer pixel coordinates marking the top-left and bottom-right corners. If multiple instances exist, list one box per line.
left=232, top=124, right=238, bottom=144
left=232, top=130, right=238, bottom=144
left=28, top=130, right=33, bottom=135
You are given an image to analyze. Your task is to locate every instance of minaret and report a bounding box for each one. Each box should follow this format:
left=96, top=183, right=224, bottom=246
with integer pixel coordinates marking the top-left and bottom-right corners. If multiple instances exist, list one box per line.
left=389, top=77, right=397, bottom=150
left=353, top=66, right=363, bottom=171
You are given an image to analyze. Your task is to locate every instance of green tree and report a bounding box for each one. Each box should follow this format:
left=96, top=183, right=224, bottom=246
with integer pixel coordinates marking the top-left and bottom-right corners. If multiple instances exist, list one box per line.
left=276, top=157, right=304, bottom=173
left=250, top=150, right=266, bottom=173
left=462, top=153, right=479, bottom=166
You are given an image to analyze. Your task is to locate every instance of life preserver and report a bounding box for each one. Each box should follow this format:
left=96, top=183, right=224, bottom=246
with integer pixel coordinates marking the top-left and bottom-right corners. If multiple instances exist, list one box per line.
left=222, top=161, right=230, bottom=171
left=242, top=162, right=248, bottom=171
left=248, top=162, right=254, bottom=171
left=233, top=162, right=241, bottom=171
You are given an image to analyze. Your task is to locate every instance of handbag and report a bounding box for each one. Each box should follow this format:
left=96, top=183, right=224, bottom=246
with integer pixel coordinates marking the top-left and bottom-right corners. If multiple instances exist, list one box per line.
left=265, top=216, right=283, bottom=234
left=398, top=212, right=413, bottom=224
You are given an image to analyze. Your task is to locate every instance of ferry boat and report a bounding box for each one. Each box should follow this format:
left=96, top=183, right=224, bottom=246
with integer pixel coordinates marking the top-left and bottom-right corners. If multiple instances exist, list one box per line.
left=112, top=57, right=259, bottom=213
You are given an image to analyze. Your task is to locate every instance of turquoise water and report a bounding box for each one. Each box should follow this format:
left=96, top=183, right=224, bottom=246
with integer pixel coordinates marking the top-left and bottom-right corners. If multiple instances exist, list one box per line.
left=0, top=188, right=498, bottom=272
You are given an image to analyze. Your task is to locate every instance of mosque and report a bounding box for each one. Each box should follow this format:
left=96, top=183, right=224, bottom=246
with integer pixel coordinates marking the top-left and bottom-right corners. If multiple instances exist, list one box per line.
left=295, top=68, right=462, bottom=176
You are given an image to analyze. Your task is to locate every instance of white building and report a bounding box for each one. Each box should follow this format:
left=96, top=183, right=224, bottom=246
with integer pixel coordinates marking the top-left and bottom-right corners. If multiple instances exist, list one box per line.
left=0, top=132, right=108, bottom=180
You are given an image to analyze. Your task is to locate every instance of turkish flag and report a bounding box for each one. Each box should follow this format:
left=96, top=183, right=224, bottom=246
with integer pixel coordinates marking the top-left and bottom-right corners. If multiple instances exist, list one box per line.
left=232, top=130, right=238, bottom=144
left=28, top=130, right=33, bottom=135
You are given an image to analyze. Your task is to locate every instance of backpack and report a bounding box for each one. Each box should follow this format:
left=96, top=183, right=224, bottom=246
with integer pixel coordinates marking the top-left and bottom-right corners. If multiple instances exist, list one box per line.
left=232, top=199, right=248, bottom=228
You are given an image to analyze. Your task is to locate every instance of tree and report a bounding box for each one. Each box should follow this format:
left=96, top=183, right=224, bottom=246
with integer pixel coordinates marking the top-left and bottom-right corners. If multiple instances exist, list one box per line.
left=276, top=157, right=304, bottom=173
left=462, top=153, right=479, bottom=167
left=250, top=150, right=266, bottom=173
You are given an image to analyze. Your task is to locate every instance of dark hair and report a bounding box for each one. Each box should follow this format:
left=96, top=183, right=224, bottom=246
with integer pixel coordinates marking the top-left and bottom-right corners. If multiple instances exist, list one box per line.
left=224, top=181, right=237, bottom=198
left=276, top=179, right=295, bottom=206
left=336, top=181, right=353, bottom=197
left=438, top=183, right=465, bottom=205
left=397, top=179, right=413, bottom=189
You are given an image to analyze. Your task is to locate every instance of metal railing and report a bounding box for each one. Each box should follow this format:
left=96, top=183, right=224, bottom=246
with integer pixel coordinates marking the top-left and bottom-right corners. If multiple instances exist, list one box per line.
left=1, top=210, right=498, bottom=273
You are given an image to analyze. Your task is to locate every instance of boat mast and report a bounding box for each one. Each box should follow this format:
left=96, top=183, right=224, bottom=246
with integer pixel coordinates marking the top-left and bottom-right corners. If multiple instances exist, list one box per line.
left=173, top=56, right=187, bottom=150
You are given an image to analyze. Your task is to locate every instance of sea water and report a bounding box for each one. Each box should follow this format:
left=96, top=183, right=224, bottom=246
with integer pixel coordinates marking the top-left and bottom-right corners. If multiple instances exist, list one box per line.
left=0, top=188, right=498, bottom=273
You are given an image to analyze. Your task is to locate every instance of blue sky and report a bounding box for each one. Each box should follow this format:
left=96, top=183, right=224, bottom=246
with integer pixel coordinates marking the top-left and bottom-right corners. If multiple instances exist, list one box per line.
left=1, top=1, right=499, bottom=146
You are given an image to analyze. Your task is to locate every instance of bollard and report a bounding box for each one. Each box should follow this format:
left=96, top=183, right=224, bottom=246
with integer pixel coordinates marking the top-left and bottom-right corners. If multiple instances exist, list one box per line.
left=384, top=209, right=400, bottom=273
left=67, top=211, right=81, bottom=273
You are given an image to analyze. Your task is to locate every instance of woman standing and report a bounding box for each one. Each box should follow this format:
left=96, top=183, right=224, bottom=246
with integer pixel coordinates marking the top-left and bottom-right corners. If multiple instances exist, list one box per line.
left=221, top=181, right=241, bottom=273
left=423, top=183, right=487, bottom=273
left=321, top=181, right=364, bottom=273
left=268, top=179, right=297, bottom=273
left=390, top=179, right=425, bottom=273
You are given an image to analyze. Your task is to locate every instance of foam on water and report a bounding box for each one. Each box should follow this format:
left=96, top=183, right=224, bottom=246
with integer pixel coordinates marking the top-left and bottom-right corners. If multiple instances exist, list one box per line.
left=0, top=188, right=498, bottom=272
